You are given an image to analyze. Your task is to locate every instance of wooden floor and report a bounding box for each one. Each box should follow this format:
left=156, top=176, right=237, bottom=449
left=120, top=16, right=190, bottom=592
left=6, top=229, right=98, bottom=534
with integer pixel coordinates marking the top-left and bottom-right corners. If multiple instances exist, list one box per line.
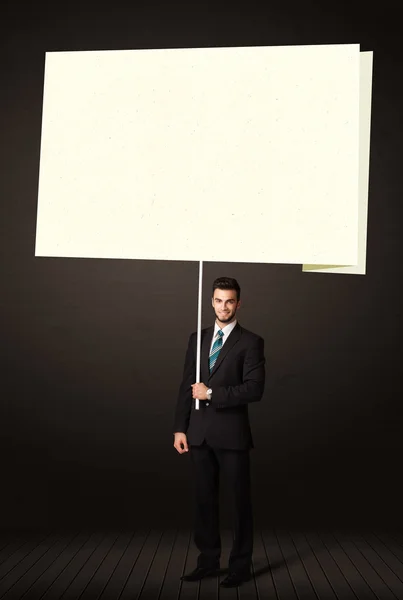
left=1, top=528, right=403, bottom=600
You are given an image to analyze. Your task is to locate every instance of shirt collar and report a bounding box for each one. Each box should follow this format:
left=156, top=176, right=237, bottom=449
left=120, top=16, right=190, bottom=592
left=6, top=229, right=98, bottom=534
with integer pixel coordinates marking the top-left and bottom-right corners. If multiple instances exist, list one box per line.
left=214, top=319, right=237, bottom=337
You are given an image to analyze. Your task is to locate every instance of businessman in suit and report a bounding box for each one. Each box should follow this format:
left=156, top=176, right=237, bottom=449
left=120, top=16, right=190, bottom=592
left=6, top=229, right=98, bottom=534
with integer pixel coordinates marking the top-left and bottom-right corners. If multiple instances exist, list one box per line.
left=173, top=276, right=265, bottom=588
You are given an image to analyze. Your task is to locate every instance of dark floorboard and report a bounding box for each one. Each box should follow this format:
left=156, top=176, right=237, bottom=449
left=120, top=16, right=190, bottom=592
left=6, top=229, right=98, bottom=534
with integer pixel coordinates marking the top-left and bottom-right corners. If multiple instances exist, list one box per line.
left=1, top=529, right=402, bottom=600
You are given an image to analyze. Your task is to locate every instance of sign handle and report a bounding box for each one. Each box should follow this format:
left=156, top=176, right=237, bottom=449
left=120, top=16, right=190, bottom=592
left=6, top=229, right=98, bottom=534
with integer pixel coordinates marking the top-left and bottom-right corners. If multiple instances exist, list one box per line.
left=195, top=260, right=203, bottom=410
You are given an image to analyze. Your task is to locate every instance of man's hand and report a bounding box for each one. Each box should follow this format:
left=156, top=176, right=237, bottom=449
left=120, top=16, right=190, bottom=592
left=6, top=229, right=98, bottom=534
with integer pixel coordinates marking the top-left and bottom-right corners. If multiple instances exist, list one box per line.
left=173, top=432, right=189, bottom=454
left=191, top=383, right=209, bottom=400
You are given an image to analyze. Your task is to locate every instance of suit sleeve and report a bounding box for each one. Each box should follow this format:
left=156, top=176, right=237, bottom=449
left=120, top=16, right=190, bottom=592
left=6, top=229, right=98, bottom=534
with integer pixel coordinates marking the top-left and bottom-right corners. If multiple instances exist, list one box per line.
left=173, top=333, right=196, bottom=434
left=212, top=336, right=265, bottom=409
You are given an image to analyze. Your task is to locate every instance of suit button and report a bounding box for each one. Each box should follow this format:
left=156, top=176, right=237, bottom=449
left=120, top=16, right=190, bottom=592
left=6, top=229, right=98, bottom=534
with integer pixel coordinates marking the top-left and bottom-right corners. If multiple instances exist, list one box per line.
left=205, top=402, right=209, bottom=406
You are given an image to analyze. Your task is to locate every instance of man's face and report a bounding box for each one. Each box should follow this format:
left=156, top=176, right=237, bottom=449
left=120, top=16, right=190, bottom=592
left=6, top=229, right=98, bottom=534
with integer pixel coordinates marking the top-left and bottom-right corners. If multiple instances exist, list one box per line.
left=211, top=288, right=240, bottom=325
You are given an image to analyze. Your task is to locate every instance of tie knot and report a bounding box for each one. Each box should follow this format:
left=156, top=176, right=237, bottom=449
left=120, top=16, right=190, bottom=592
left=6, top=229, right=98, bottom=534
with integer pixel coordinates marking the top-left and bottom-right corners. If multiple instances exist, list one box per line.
left=217, top=330, right=224, bottom=338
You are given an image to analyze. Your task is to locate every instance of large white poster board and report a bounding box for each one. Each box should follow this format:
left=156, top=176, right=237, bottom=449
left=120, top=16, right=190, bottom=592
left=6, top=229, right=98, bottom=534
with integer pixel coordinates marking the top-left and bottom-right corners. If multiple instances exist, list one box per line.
left=35, top=44, right=370, bottom=268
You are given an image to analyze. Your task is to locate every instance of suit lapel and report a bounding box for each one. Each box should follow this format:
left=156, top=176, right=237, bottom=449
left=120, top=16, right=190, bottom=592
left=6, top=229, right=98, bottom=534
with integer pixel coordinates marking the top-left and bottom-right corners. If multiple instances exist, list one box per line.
left=208, top=322, right=241, bottom=379
left=201, top=327, right=214, bottom=383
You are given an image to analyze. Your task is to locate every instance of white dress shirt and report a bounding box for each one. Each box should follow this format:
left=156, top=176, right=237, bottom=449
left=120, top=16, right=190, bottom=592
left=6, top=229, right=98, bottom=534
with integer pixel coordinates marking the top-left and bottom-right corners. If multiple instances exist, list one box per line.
left=209, top=319, right=238, bottom=353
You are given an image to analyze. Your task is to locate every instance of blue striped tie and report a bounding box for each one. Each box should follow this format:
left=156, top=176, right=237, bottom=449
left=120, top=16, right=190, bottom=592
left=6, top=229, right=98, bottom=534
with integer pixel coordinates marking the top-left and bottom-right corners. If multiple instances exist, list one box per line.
left=209, top=330, right=224, bottom=372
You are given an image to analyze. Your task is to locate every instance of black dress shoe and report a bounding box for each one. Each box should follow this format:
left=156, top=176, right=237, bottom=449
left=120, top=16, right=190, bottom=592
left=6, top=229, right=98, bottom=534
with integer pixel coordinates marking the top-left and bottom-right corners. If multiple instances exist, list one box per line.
left=181, top=566, right=220, bottom=581
left=220, top=571, right=251, bottom=587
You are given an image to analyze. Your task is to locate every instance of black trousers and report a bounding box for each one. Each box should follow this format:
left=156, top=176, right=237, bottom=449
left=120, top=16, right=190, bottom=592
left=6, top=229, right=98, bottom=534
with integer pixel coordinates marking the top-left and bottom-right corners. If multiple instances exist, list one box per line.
left=190, top=441, right=253, bottom=574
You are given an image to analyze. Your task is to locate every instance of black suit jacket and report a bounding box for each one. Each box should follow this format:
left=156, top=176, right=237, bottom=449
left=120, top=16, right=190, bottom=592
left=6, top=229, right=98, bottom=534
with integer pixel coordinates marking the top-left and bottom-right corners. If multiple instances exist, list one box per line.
left=173, top=322, right=265, bottom=449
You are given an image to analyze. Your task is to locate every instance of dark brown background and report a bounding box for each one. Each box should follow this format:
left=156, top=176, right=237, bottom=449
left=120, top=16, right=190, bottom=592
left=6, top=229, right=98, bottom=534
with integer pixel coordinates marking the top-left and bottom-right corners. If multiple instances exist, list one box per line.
left=1, top=1, right=401, bottom=531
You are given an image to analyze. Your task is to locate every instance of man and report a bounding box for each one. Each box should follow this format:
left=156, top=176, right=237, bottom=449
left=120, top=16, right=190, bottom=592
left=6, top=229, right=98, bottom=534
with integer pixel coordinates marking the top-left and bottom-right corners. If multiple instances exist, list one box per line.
left=173, top=276, right=265, bottom=588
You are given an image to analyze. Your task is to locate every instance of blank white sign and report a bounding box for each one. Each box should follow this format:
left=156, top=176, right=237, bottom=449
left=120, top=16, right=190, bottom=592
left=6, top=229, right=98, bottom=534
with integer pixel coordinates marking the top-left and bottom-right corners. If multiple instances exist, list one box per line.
left=35, top=44, right=362, bottom=265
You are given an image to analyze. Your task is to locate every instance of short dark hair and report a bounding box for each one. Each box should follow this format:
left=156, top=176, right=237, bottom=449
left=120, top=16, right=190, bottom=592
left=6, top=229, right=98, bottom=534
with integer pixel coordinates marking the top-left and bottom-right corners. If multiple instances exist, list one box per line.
left=212, top=277, right=241, bottom=301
